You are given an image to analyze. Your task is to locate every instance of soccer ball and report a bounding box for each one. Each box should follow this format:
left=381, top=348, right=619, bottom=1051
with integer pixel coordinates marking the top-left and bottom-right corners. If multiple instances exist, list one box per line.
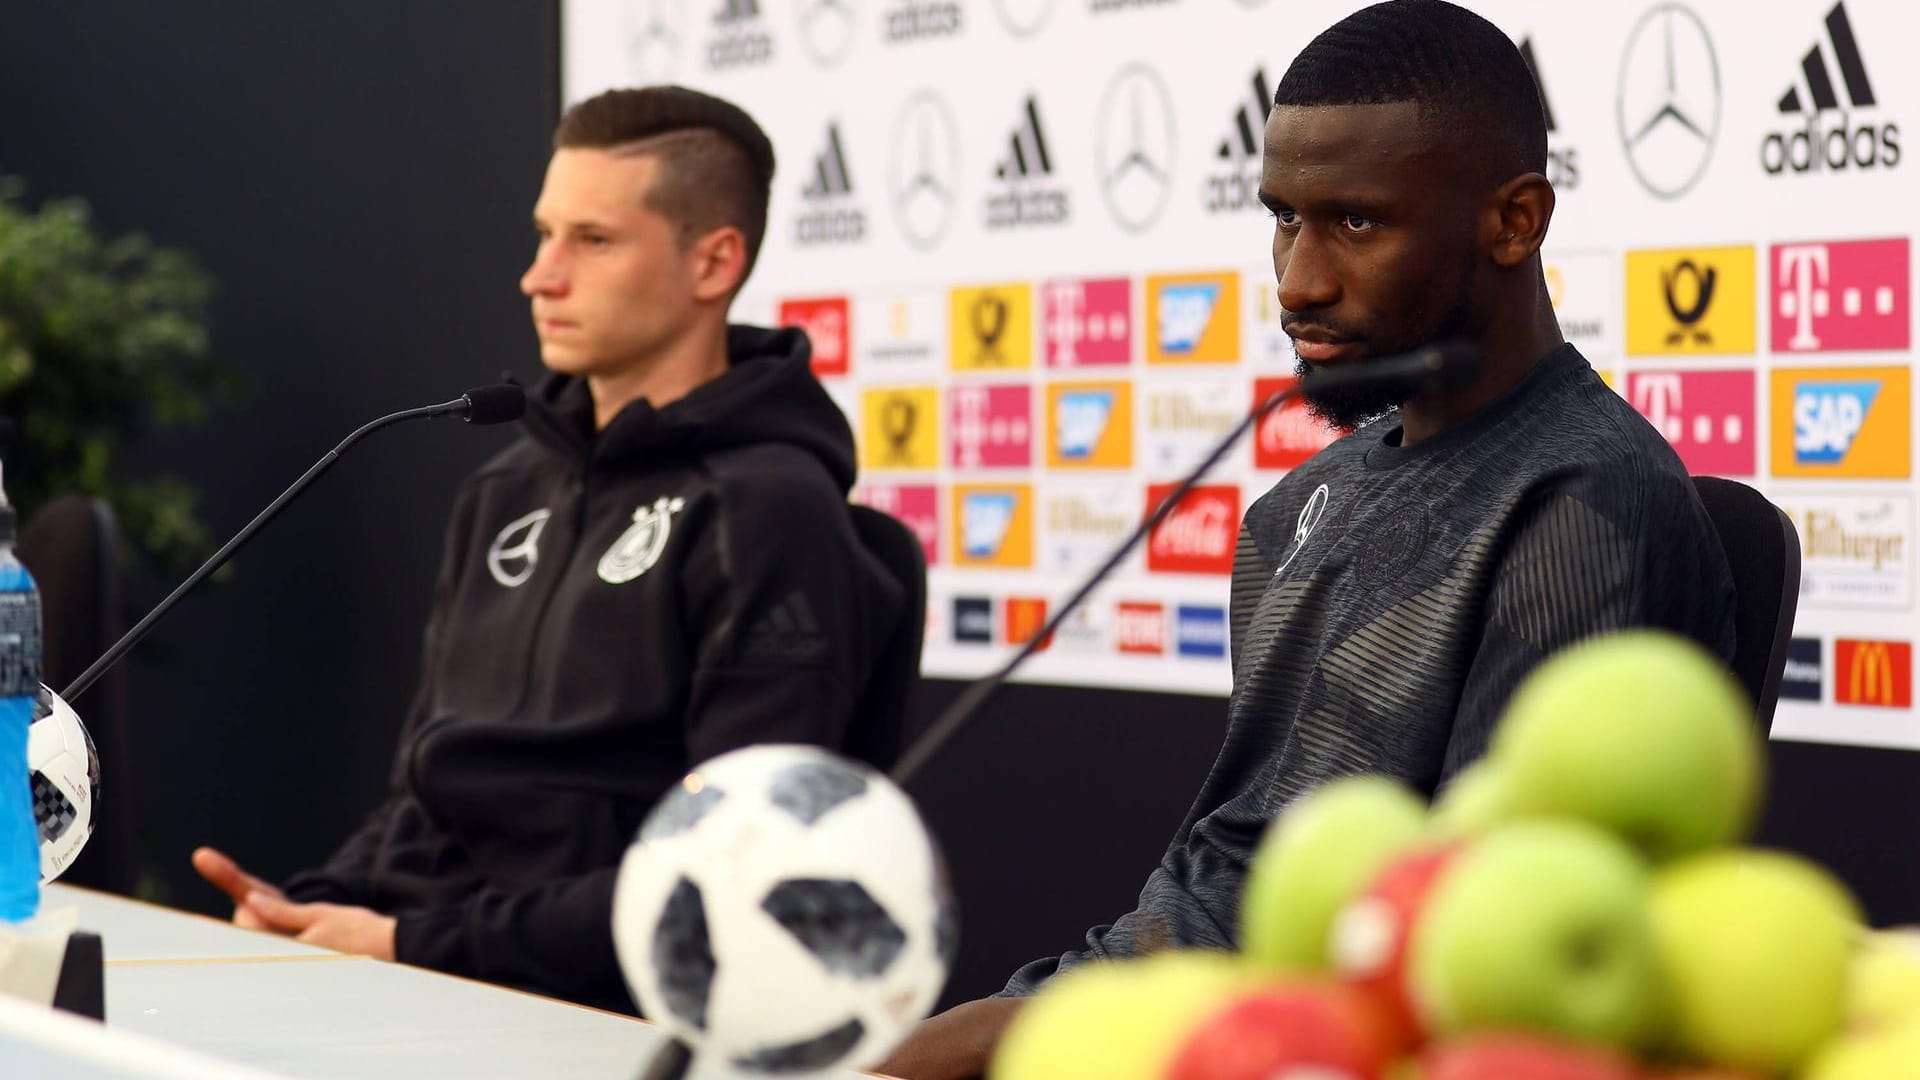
left=28, top=685, right=98, bottom=883
left=612, top=745, right=957, bottom=1075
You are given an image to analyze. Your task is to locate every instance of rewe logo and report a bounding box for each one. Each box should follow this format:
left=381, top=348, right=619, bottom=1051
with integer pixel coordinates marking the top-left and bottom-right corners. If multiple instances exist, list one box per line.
left=707, top=0, right=773, bottom=68
left=1147, top=483, right=1239, bottom=575
left=778, top=297, right=851, bottom=377
left=1772, top=239, right=1909, bottom=353
left=1762, top=2, right=1900, bottom=175
left=1116, top=602, right=1166, bottom=655
left=985, top=95, right=1070, bottom=229
left=794, top=124, right=867, bottom=246
left=1204, top=68, right=1270, bottom=213
left=1519, top=36, right=1580, bottom=189
left=1794, top=381, right=1879, bottom=464
left=1626, top=370, right=1755, bottom=476
left=1043, top=278, right=1131, bottom=368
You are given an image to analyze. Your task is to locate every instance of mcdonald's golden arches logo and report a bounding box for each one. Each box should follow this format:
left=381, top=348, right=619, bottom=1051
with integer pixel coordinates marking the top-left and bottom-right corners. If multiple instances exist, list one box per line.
left=1834, top=639, right=1912, bottom=708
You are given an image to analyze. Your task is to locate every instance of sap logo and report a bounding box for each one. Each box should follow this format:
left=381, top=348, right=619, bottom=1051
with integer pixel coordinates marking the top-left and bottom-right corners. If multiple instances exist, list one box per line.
left=953, top=597, right=993, bottom=644
left=1793, top=381, right=1879, bottom=464
left=1158, top=283, right=1221, bottom=356
left=960, top=492, right=1016, bottom=558
left=1176, top=605, right=1227, bottom=659
left=1055, top=390, right=1115, bottom=460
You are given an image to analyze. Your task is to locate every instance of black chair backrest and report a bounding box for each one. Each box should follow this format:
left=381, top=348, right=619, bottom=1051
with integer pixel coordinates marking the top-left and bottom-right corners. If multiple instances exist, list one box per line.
left=844, top=504, right=927, bottom=772
left=17, top=495, right=136, bottom=892
left=1691, top=477, right=1801, bottom=732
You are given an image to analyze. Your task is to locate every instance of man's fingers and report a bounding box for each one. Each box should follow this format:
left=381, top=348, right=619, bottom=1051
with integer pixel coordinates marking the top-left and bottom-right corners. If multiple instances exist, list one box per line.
left=192, top=847, right=277, bottom=906
left=244, top=891, right=324, bottom=933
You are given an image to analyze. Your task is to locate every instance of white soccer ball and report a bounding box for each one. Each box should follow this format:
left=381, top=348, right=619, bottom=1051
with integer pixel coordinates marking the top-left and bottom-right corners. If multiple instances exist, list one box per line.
left=612, top=745, right=956, bottom=1075
left=28, top=686, right=98, bottom=883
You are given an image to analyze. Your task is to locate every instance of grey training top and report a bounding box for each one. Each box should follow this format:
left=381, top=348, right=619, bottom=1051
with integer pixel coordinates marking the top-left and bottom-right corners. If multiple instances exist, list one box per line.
left=1004, top=343, right=1737, bottom=994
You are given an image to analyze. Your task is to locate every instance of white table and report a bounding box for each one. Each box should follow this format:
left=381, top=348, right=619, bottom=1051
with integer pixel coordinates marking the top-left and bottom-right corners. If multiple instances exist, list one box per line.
left=6, top=885, right=893, bottom=1080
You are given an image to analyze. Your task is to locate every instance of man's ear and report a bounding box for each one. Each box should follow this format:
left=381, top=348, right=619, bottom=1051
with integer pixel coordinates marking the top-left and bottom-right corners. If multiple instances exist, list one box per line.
left=1487, top=172, right=1555, bottom=269
left=689, top=225, right=748, bottom=302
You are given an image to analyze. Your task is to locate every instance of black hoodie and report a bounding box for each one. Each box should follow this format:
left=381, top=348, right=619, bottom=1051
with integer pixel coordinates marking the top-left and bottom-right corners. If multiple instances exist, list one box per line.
left=283, top=326, right=903, bottom=1012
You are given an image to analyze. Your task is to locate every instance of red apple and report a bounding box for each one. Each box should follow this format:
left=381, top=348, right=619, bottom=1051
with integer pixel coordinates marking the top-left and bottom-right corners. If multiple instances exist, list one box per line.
left=1166, top=982, right=1391, bottom=1080
left=1330, top=841, right=1465, bottom=1049
left=1421, top=1033, right=1642, bottom=1080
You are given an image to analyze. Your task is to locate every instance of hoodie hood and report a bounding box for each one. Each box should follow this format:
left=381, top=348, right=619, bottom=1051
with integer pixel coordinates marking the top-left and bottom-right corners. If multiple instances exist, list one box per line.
left=519, top=324, right=857, bottom=492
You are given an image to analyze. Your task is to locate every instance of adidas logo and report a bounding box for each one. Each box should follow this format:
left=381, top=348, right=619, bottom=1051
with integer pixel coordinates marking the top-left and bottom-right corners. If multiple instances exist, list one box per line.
left=803, top=124, right=854, bottom=199
left=1204, top=69, right=1269, bottom=212
left=1762, top=2, right=1900, bottom=175
left=884, top=0, right=962, bottom=41
left=1215, top=68, right=1272, bottom=162
left=794, top=123, right=866, bottom=245
left=708, top=0, right=773, bottom=67
left=1518, top=36, right=1580, bottom=189
left=996, top=96, right=1055, bottom=180
left=741, top=590, right=829, bottom=661
left=985, top=95, right=1070, bottom=228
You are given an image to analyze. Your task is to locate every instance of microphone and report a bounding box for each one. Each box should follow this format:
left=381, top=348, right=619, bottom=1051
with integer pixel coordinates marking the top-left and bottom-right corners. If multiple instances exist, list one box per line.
left=889, top=341, right=1478, bottom=785
left=60, top=384, right=525, bottom=703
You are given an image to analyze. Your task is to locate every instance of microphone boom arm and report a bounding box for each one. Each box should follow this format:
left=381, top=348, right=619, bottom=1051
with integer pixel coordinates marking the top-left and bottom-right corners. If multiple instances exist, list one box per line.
left=62, top=394, right=483, bottom=703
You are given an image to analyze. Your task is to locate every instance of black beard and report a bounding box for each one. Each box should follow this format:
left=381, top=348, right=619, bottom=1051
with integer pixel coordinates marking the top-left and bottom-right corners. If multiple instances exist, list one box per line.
left=1295, top=357, right=1404, bottom=431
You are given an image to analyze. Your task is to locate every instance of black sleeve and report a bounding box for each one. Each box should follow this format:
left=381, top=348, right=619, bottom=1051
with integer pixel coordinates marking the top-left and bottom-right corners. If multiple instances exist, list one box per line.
left=677, top=463, right=903, bottom=768
left=282, top=484, right=477, bottom=906
left=1440, top=468, right=1737, bottom=781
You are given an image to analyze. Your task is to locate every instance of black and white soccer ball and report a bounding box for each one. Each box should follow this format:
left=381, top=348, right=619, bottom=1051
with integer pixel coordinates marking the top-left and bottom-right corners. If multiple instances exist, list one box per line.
left=612, top=745, right=957, bottom=1075
left=29, top=685, right=98, bottom=883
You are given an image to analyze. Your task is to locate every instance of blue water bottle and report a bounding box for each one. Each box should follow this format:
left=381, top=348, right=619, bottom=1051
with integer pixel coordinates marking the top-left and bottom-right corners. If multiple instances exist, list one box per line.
left=0, top=462, right=41, bottom=922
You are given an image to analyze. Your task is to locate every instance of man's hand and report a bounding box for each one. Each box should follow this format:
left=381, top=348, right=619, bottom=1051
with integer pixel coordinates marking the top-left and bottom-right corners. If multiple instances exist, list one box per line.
left=875, top=997, right=1025, bottom=1080
left=191, top=846, right=286, bottom=933
left=239, top=892, right=398, bottom=961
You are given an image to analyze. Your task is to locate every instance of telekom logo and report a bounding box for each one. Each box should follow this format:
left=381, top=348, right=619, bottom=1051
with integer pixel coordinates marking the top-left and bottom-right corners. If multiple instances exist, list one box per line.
left=854, top=483, right=938, bottom=566
left=1772, top=239, right=1909, bottom=353
left=1627, top=370, right=1756, bottom=476
left=1147, top=483, right=1239, bottom=574
left=949, top=385, right=1032, bottom=468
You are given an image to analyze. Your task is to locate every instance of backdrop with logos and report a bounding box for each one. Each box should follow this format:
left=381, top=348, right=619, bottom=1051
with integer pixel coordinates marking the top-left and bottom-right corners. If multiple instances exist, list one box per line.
left=563, top=0, right=1919, bottom=749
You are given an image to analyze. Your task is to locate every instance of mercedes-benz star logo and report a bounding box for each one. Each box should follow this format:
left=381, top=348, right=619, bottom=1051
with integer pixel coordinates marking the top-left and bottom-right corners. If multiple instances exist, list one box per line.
left=1096, top=64, right=1177, bottom=234
left=889, top=91, right=962, bottom=251
left=992, top=0, right=1056, bottom=38
left=1616, top=3, right=1720, bottom=200
left=623, top=0, right=686, bottom=83
left=797, top=0, right=859, bottom=67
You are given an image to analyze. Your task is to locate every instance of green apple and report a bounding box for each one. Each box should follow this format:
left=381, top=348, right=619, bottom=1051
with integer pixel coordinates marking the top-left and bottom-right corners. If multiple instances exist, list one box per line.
left=1409, top=820, right=1661, bottom=1049
left=1649, top=849, right=1863, bottom=1073
left=1240, top=775, right=1428, bottom=973
left=1848, top=929, right=1920, bottom=1031
left=1799, top=1020, right=1920, bottom=1080
left=1493, top=630, right=1760, bottom=861
left=989, top=951, right=1258, bottom=1080
left=1427, top=758, right=1515, bottom=840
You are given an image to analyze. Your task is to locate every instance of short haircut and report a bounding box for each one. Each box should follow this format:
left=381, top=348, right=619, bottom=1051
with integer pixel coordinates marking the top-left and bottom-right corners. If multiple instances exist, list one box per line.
left=1273, top=0, right=1548, bottom=180
left=554, top=86, right=777, bottom=282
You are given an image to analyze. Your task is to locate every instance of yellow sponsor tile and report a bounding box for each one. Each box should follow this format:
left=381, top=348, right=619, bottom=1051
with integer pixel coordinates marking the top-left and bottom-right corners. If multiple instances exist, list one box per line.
left=951, top=483, right=1035, bottom=568
left=1045, top=381, right=1134, bottom=468
left=1625, top=246, right=1757, bottom=355
left=858, top=386, right=940, bottom=471
left=1770, top=367, right=1912, bottom=479
left=1146, top=271, right=1241, bottom=364
left=949, top=283, right=1034, bottom=370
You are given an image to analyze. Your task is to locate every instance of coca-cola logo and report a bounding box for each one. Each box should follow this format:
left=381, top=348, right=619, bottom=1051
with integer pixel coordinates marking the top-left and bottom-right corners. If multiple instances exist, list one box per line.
left=1254, top=377, right=1339, bottom=470
left=1146, top=483, right=1239, bottom=575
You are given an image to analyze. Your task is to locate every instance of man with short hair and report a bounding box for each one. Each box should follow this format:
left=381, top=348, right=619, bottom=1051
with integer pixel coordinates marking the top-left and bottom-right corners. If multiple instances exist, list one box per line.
left=192, top=86, right=903, bottom=1013
left=881, top=3, right=1735, bottom=1075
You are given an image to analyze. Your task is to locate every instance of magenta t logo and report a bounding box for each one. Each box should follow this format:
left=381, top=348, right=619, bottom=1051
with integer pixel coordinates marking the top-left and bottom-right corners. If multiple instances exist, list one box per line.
left=1627, top=369, right=1757, bottom=476
left=1772, top=238, right=1909, bottom=353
